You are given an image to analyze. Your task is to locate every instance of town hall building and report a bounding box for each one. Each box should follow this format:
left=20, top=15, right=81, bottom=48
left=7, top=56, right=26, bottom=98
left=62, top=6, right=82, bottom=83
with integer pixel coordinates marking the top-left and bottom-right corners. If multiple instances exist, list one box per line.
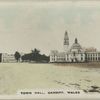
left=50, top=31, right=100, bottom=63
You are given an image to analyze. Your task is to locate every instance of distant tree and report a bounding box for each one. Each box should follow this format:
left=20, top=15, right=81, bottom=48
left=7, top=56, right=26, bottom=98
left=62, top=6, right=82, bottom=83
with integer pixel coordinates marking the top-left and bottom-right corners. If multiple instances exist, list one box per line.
left=21, top=53, right=33, bottom=62
left=31, top=48, right=40, bottom=54
left=14, top=51, right=21, bottom=62
left=31, top=48, right=40, bottom=61
left=21, top=48, right=50, bottom=63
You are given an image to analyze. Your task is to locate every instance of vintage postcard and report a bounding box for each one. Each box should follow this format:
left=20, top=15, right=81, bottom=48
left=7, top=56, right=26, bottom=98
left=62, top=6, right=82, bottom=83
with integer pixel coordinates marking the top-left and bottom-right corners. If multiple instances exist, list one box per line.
left=0, top=0, right=100, bottom=99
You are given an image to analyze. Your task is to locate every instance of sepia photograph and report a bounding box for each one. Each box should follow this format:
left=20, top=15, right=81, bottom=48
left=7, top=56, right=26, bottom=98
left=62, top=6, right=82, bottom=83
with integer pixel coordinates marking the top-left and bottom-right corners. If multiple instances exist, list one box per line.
left=0, top=0, right=100, bottom=99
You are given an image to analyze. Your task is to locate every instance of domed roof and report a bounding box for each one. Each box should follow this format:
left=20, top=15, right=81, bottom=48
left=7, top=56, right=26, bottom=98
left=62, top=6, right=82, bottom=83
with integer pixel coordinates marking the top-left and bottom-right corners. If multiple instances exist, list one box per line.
left=70, top=38, right=82, bottom=52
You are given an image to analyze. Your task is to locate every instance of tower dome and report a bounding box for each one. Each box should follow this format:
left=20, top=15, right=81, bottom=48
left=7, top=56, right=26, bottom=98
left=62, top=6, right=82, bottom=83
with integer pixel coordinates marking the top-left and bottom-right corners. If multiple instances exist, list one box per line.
left=70, top=38, right=83, bottom=52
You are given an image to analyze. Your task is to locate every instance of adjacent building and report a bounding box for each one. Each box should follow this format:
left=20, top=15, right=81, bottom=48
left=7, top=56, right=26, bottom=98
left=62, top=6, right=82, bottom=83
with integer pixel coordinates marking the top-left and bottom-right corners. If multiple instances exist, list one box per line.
left=50, top=31, right=100, bottom=63
left=1, top=53, right=16, bottom=63
left=0, top=53, right=15, bottom=63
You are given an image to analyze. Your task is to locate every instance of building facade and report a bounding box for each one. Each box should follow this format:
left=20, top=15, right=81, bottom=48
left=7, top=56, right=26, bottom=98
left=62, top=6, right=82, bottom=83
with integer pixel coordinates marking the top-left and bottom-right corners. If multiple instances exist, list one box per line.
left=50, top=31, right=100, bottom=63
left=1, top=53, right=16, bottom=63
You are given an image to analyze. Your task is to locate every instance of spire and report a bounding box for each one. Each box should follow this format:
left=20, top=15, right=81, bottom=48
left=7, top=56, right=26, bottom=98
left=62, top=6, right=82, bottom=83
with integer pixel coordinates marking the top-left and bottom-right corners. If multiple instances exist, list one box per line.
left=64, top=30, right=69, bottom=52
left=75, top=38, right=78, bottom=44
left=64, top=31, right=69, bottom=45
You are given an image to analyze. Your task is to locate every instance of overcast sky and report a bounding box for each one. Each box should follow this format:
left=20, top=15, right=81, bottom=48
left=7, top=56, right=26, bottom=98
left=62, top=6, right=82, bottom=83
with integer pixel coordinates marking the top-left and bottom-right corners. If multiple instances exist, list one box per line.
left=0, top=1, right=100, bottom=55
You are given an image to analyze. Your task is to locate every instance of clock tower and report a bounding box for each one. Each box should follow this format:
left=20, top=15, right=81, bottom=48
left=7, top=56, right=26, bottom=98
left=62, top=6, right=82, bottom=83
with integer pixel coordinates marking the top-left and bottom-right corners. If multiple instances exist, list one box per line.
left=64, top=31, right=69, bottom=52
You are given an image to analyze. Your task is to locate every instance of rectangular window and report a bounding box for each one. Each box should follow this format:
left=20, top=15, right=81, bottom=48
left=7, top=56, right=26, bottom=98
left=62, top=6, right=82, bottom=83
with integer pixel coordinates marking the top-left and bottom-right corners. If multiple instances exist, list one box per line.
left=67, top=57, right=69, bottom=61
left=81, top=57, right=83, bottom=61
left=96, top=57, right=98, bottom=61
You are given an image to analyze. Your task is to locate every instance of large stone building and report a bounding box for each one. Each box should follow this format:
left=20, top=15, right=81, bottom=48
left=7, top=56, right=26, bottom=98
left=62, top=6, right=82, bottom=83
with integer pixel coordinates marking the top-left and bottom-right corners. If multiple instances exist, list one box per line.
left=50, top=31, right=100, bottom=63
left=0, top=53, right=16, bottom=63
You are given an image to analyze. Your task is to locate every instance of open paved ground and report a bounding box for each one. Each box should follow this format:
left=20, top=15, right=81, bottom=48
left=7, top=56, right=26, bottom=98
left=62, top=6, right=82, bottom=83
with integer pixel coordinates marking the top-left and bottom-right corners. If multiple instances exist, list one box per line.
left=0, top=63, right=100, bottom=94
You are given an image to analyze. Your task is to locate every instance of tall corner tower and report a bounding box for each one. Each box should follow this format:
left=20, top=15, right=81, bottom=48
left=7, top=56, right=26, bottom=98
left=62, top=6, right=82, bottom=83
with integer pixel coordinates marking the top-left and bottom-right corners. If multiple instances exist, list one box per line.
left=64, top=31, right=69, bottom=52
